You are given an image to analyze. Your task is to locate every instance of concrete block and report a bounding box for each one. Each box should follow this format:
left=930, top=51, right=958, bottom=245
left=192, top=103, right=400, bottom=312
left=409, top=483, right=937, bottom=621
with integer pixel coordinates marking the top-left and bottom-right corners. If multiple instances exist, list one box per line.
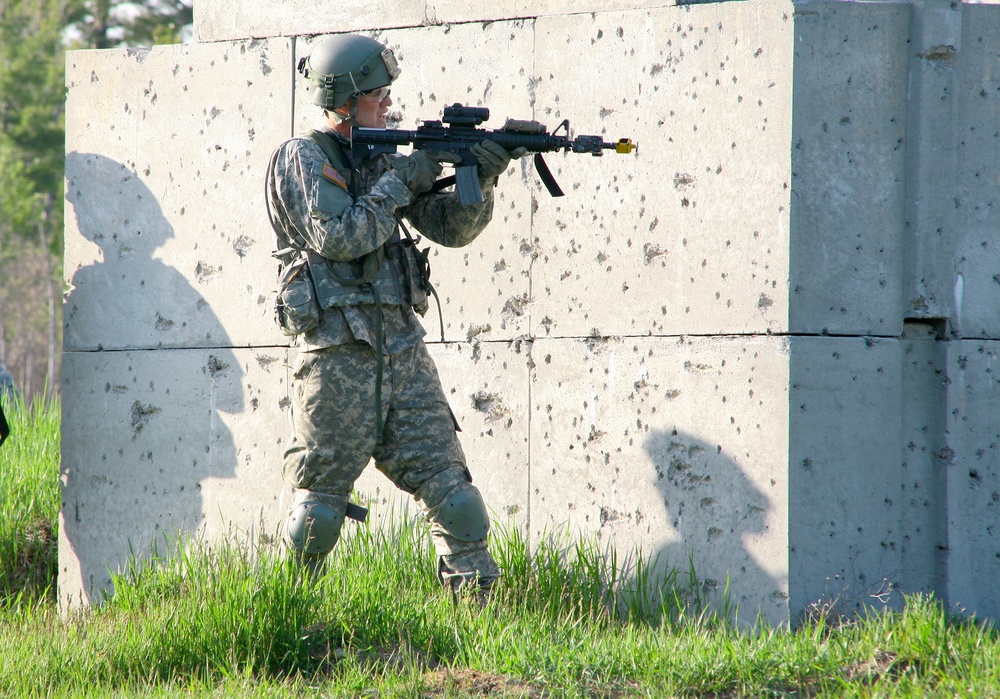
left=952, top=8, right=1000, bottom=339
left=898, top=323, right=948, bottom=601
left=193, top=1, right=425, bottom=43
left=292, top=23, right=537, bottom=342
left=59, top=347, right=290, bottom=610
left=787, top=336, right=906, bottom=617
left=900, top=1, right=962, bottom=326
left=64, top=40, right=292, bottom=351
left=788, top=2, right=911, bottom=336
left=944, top=340, right=1000, bottom=618
left=529, top=335, right=790, bottom=625
left=427, top=0, right=681, bottom=25
left=193, top=0, right=692, bottom=43
left=530, top=4, right=793, bottom=339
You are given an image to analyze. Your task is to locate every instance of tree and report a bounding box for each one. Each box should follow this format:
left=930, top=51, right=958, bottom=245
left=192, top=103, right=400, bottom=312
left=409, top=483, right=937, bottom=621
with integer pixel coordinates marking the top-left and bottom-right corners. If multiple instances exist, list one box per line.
left=0, top=0, right=78, bottom=400
left=66, top=0, right=193, bottom=49
left=123, top=0, right=193, bottom=46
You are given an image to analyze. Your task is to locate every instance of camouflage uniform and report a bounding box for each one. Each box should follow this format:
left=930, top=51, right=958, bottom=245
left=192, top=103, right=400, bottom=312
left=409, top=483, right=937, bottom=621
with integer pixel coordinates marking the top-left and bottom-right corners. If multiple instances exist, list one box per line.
left=267, top=126, right=500, bottom=589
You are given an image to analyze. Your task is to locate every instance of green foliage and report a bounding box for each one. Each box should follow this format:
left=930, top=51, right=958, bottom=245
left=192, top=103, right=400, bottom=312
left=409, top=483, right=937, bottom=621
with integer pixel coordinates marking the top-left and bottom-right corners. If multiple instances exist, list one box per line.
left=65, top=0, right=193, bottom=49
left=0, top=0, right=73, bottom=249
left=123, top=0, right=193, bottom=46
left=0, top=145, right=38, bottom=238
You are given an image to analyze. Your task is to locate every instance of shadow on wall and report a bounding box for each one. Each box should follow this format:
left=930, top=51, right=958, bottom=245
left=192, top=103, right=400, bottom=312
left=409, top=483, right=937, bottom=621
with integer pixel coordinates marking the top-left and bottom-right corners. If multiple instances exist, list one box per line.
left=643, top=429, right=783, bottom=623
left=62, top=152, right=243, bottom=607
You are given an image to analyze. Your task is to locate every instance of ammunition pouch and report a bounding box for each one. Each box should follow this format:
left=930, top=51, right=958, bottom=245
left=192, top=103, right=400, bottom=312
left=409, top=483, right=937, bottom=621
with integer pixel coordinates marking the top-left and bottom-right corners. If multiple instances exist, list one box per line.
left=400, top=235, right=430, bottom=316
left=274, top=255, right=320, bottom=336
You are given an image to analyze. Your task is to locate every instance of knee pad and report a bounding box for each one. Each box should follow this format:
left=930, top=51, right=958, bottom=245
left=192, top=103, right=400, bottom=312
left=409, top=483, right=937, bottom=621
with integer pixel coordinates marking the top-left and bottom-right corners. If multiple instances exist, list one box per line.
left=285, top=491, right=346, bottom=555
left=433, top=483, right=491, bottom=542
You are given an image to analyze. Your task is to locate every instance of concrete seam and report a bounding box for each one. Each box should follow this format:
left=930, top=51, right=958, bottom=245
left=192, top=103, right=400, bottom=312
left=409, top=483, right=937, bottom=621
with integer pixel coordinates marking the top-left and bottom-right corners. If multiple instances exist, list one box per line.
left=469, top=332, right=933, bottom=343
left=525, top=16, right=538, bottom=549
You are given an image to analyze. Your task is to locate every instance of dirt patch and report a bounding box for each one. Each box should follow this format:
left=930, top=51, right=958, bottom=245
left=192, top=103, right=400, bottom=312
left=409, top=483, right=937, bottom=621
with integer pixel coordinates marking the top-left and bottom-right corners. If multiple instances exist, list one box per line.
left=844, top=648, right=914, bottom=684
left=420, top=669, right=546, bottom=698
left=301, top=637, right=640, bottom=697
left=419, top=669, right=646, bottom=698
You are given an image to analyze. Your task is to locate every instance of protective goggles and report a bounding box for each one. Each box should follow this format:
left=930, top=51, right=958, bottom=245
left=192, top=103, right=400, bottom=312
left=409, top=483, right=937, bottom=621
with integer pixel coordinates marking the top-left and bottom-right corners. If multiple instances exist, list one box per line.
left=361, top=86, right=391, bottom=101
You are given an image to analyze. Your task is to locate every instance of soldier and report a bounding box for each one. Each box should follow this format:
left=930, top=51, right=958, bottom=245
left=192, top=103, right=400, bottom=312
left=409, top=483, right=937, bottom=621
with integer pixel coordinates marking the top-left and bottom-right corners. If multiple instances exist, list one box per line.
left=265, top=34, right=522, bottom=598
left=0, top=362, right=18, bottom=405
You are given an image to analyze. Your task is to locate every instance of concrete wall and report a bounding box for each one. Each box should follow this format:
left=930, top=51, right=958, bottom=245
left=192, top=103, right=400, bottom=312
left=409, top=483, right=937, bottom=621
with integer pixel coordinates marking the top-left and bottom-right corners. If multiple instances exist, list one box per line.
left=786, top=0, right=1000, bottom=619
left=60, top=0, right=1000, bottom=624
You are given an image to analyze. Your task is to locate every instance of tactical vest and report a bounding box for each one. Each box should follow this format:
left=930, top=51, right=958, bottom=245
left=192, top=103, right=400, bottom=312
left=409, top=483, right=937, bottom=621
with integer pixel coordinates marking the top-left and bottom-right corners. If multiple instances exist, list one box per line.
left=302, top=129, right=430, bottom=311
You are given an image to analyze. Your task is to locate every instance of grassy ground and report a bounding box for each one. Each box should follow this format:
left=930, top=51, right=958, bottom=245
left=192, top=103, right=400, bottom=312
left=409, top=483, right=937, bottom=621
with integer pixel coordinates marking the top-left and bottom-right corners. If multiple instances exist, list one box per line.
left=0, top=395, right=60, bottom=607
left=2, top=399, right=999, bottom=697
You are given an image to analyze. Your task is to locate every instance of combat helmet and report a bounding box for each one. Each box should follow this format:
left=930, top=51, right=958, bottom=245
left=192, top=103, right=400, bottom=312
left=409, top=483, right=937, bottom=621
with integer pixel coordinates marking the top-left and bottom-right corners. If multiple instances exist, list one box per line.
left=297, top=34, right=400, bottom=118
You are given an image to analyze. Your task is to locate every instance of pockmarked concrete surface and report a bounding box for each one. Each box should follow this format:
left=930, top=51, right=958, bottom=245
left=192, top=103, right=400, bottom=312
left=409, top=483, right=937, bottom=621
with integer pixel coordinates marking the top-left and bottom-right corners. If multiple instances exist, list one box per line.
left=61, top=0, right=1000, bottom=623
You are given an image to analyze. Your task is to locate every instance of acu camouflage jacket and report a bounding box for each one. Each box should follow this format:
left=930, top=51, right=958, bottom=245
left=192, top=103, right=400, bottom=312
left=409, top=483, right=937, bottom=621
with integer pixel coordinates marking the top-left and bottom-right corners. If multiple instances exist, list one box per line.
left=267, top=127, right=497, bottom=353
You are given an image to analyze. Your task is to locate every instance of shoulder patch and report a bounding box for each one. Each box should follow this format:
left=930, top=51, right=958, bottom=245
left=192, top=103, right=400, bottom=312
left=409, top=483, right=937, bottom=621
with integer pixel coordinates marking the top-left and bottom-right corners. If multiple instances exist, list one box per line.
left=322, top=163, right=348, bottom=191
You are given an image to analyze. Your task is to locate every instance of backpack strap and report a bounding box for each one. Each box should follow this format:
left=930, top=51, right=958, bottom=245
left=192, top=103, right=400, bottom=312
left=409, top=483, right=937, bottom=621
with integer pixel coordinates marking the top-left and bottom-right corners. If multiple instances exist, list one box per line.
left=305, top=129, right=356, bottom=197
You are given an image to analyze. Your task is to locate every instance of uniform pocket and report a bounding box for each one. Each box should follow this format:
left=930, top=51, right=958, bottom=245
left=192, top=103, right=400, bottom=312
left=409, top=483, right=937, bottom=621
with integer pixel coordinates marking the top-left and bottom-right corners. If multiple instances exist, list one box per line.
left=275, top=257, right=320, bottom=336
left=400, top=238, right=430, bottom=315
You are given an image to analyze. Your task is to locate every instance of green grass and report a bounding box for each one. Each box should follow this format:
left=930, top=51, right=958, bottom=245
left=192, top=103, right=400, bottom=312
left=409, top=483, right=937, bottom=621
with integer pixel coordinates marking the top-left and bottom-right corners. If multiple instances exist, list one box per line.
left=2, top=399, right=1000, bottom=697
left=0, top=394, right=60, bottom=606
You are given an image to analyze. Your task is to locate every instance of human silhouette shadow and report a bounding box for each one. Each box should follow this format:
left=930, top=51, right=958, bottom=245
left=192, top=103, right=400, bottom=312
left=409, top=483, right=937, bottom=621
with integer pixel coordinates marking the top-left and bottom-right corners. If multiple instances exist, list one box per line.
left=61, top=152, right=243, bottom=608
left=643, top=429, right=784, bottom=626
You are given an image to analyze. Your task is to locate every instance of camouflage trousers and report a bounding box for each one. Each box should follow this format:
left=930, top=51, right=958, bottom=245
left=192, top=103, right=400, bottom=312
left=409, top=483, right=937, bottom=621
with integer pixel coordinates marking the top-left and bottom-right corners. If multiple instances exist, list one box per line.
left=282, top=339, right=499, bottom=589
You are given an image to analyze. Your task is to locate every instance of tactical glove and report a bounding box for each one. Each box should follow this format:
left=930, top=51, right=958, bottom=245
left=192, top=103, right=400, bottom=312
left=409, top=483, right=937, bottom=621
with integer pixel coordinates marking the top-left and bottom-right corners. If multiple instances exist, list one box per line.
left=472, top=140, right=527, bottom=181
left=393, top=150, right=460, bottom=194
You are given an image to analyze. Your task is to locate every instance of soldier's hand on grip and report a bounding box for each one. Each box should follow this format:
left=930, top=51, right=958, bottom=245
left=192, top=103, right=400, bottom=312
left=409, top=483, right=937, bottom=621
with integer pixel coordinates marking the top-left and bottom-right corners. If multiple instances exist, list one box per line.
left=393, top=150, right=460, bottom=194
left=472, top=140, right=526, bottom=181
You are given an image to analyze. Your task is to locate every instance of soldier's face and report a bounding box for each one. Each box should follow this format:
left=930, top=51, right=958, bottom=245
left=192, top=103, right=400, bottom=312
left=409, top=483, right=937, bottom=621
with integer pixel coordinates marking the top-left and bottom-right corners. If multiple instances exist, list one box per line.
left=354, top=89, right=392, bottom=128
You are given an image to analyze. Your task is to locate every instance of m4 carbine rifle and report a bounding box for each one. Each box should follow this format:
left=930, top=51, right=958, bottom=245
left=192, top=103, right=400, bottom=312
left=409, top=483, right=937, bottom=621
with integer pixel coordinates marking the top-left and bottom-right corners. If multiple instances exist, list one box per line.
left=351, top=103, right=637, bottom=206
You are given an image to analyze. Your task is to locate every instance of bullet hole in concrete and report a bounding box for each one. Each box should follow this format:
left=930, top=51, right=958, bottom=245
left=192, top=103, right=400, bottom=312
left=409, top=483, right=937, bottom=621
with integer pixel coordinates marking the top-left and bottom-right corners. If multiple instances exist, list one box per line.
left=473, top=391, right=508, bottom=422
left=195, top=261, right=221, bottom=282
left=207, top=355, right=230, bottom=377
left=233, top=234, right=254, bottom=258
left=130, top=400, right=161, bottom=434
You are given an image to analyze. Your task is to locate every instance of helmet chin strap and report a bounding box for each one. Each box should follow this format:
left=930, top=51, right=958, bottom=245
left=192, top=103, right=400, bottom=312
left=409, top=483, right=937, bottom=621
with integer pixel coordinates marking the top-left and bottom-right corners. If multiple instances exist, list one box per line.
left=327, top=95, right=364, bottom=130
left=337, top=73, right=365, bottom=127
